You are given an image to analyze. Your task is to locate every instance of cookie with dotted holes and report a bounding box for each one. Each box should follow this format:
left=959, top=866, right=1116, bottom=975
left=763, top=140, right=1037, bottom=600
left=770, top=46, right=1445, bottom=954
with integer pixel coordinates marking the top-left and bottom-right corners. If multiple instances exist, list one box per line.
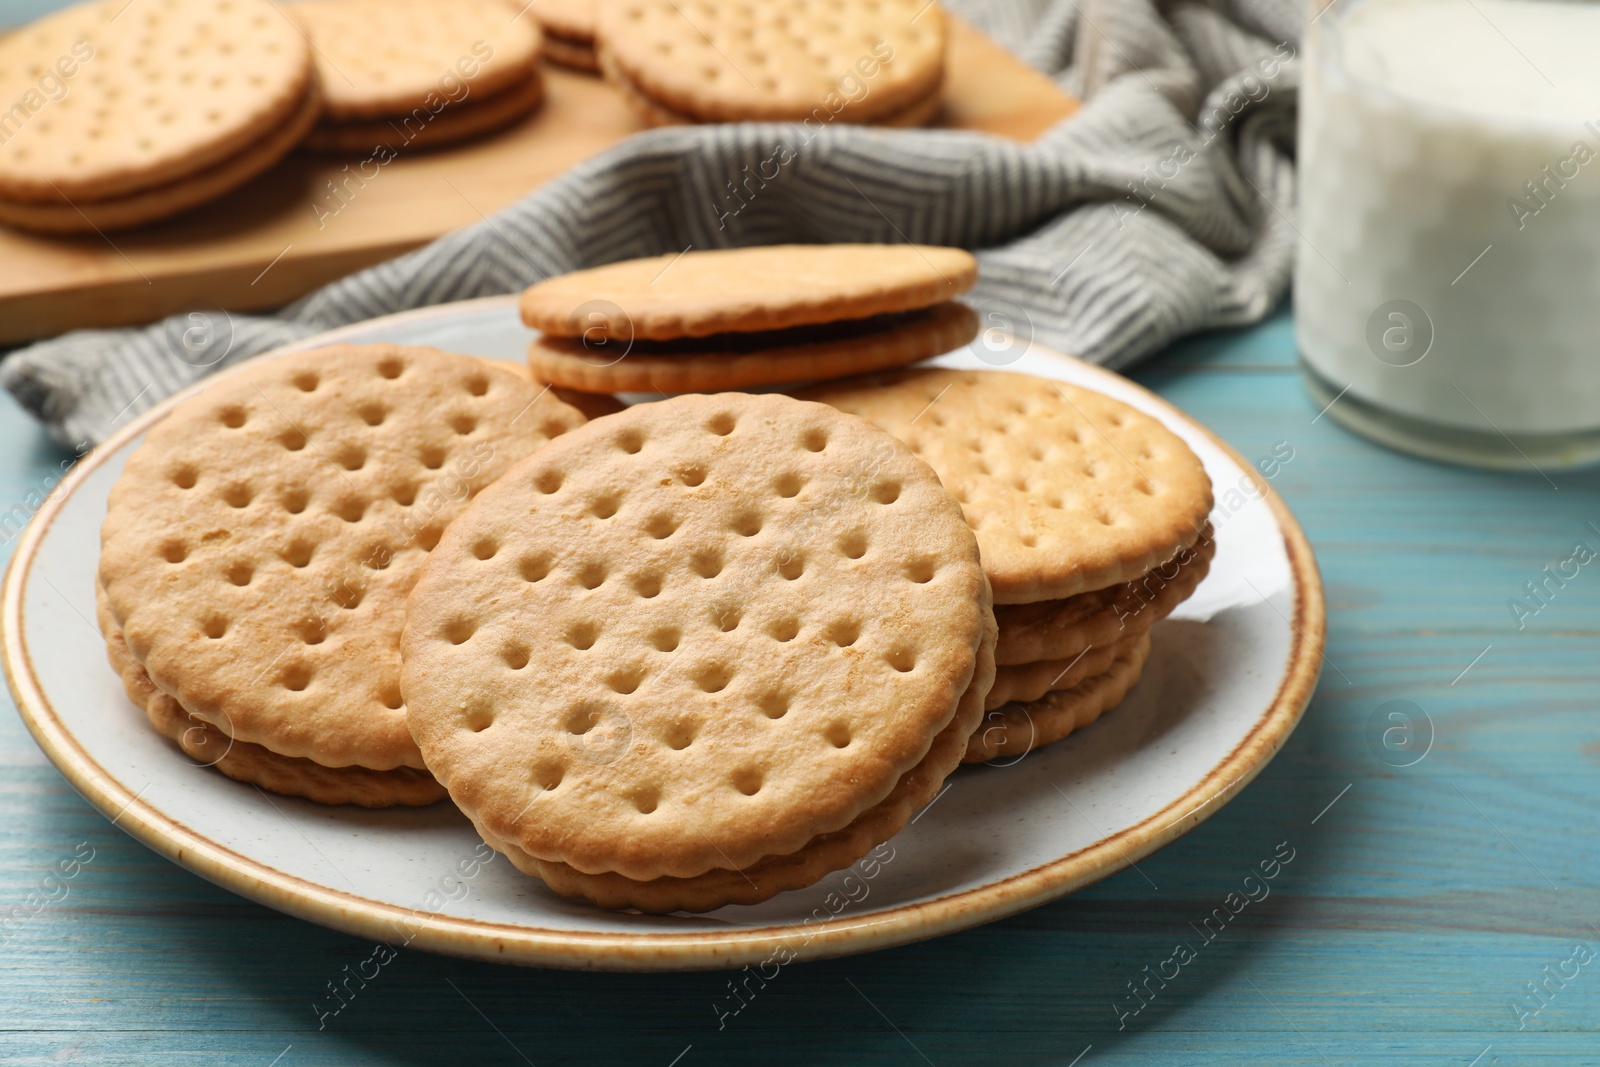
left=0, top=81, right=319, bottom=233
left=401, top=392, right=991, bottom=882
left=595, top=0, right=945, bottom=123
left=299, top=70, right=544, bottom=154
left=0, top=0, right=313, bottom=204
left=98, top=583, right=445, bottom=807
left=799, top=369, right=1215, bottom=604
left=98, top=344, right=586, bottom=773
left=600, top=42, right=941, bottom=127
left=291, top=0, right=542, bottom=121
left=964, top=633, right=1150, bottom=765
left=995, top=526, right=1213, bottom=666
left=526, top=301, right=977, bottom=394
left=519, top=244, right=976, bottom=343
left=481, top=611, right=993, bottom=912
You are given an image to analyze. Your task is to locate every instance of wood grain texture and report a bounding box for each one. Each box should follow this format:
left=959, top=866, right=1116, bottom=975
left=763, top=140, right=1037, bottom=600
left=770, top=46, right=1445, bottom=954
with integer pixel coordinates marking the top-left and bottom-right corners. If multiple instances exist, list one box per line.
left=0, top=16, right=1078, bottom=345
left=2, top=307, right=1598, bottom=1064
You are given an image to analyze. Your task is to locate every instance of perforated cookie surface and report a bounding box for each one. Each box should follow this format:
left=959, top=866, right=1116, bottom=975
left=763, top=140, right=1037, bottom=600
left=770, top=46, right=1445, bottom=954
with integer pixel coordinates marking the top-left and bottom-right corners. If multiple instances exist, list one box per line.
left=492, top=607, right=994, bottom=912
left=0, top=79, right=319, bottom=233
left=98, top=344, right=586, bottom=772
left=0, top=0, right=312, bottom=203
left=99, top=585, right=446, bottom=808
left=596, top=0, right=945, bottom=123
left=600, top=43, right=941, bottom=127
left=402, top=392, right=988, bottom=881
left=292, top=0, right=541, bottom=121
left=801, top=369, right=1215, bottom=603
left=519, top=244, right=976, bottom=342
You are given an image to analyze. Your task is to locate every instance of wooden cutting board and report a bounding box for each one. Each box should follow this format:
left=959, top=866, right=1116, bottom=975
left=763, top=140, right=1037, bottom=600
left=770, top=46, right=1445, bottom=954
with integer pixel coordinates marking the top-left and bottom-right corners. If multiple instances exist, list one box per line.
left=0, top=16, right=1077, bottom=346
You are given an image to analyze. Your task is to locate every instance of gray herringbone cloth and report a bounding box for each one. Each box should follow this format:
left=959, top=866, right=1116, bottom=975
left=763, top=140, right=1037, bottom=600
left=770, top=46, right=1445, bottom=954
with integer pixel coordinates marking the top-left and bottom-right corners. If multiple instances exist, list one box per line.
left=2, top=0, right=1300, bottom=448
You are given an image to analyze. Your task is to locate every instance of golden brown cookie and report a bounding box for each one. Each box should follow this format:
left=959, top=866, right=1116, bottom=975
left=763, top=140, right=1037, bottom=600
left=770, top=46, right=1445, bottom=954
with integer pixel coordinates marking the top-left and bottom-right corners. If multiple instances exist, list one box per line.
left=596, top=0, right=946, bottom=124
left=99, top=345, right=586, bottom=773
left=98, top=582, right=444, bottom=807
left=299, top=70, right=544, bottom=154
left=995, top=527, right=1214, bottom=666
left=519, top=244, right=976, bottom=342
left=964, top=633, right=1150, bottom=765
left=0, top=0, right=313, bottom=203
left=800, top=369, right=1215, bottom=603
left=292, top=0, right=541, bottom=121
left=602, top=43, right=940, bottom=128
left=402, top=392, right=990, bottom=883
left=528, top=0, right=596, bottom=43
left=541, top=33, right=600, bottom=72
left=985, top=629, right=1142, bottom=710
left=490, top=610, right=993, bottom=911
left=526, top=303, right=977, bottom=394
left=0, top=81, right=320, bottom=233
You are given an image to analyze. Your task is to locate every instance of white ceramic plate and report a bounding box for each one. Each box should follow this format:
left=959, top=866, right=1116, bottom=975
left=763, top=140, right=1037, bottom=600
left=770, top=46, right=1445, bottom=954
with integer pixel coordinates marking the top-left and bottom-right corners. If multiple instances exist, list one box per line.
left=2, top=297, right=1323, bottom=971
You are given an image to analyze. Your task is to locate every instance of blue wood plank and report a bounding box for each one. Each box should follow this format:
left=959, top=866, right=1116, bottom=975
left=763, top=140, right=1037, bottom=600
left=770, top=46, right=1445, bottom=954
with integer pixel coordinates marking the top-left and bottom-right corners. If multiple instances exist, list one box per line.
left=2, top=307, right=1597, bottom=1065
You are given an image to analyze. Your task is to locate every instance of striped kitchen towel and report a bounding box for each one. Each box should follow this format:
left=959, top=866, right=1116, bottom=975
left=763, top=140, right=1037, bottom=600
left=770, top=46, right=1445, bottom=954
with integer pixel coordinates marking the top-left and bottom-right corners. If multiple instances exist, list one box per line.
left=2, top=0, right=1301, bottom=448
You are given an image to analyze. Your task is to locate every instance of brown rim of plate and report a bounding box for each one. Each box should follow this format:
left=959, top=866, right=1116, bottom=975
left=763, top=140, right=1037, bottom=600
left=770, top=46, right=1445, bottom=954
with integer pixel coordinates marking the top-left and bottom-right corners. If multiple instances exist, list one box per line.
left=0, top=297, right=1324, bottom=973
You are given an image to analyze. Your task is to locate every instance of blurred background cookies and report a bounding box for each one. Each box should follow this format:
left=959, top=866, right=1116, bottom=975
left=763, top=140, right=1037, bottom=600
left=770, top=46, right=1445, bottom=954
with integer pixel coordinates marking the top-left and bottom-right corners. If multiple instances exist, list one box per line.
left=594, top=0, right=946, bottom=127
left=0, top=0, right=316, bottom=232
left=292, top=0, right=546, bottom=153
left=527, top=0, right=600, bottom=72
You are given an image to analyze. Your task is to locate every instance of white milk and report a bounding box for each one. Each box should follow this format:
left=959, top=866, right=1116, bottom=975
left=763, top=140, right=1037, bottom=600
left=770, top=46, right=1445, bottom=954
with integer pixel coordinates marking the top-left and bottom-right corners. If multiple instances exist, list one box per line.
left=1297, top=0, right=1600, bottom=463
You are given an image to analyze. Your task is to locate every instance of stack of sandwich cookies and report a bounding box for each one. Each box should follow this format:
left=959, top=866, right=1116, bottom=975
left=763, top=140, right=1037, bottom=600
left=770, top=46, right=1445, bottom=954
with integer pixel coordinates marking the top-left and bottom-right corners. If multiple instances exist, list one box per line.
left=293, top=0, right=545, bottom=154
left=595, top=0, right=946, bottom=127
left=0, top=0, right=318, bottom=232
left=528, top=0, right=600, bottom=72
left=97, top=344, right=587, bottom=807
left=520, top=245, right=979, bottom=394
left=800, top=368, right=1215, bottom=764
left=97, top=583, right=447, bottom=807
left=401, top=393, right=995, bottom=912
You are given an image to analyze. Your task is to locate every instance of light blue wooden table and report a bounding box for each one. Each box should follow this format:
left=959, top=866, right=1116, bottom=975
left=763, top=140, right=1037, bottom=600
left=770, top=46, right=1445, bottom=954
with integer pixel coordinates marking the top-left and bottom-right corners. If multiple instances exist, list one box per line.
left=2, top=307, right=1596, bottom=1065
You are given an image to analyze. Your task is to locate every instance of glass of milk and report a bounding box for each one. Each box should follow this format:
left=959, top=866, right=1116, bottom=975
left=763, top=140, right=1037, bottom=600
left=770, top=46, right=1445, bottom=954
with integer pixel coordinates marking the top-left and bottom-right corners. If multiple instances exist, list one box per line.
left=1298, top=0, right=1600, bottom=468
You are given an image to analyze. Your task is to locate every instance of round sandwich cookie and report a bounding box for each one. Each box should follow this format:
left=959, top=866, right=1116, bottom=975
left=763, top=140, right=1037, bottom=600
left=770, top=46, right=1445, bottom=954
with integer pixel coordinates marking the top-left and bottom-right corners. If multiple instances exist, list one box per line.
left=482, top=622, right=990, bottom=913
left=525, top=301, right=978, bottom=394
left=983, top=629, right=1143, bottom=711
left=993, top=527, right=1214, bottom=666
left=519, top=244, right=976, bottom=342
left=299, top=72, right=545, bottom=154
left=529, top=0, right=599, bottom=71
left=0, top=0, right=315, bottom=229
left=401, top=392, right=993, bottom=908
left=98, top=345, right=587, bottom=781
left=292, top=0, right=542, bottom=121
left=97, top=583, right=446, bottom=808
left=529, top=0, right=596, bottom=44
left=799, top=368, right=1216, bottom=604
left=600, top=44, right=942, bottom=128
left=0, top=83, right=320, bottom=233
left=542, top=35, right=600, bottom=72
left=595, top=0, right=945, bottom=124
left=964, top=634, right=1151, bottom=765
